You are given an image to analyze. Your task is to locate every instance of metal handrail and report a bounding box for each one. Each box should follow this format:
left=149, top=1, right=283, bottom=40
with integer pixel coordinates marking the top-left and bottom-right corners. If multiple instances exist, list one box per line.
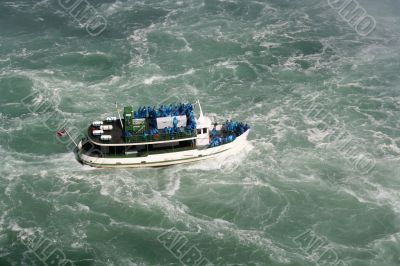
left=125, top=129, right=196, bottom=143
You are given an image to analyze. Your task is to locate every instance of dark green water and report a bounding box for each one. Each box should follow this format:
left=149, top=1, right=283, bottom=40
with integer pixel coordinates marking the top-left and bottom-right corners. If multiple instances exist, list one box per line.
left=1, top=0, right=400, bottom=265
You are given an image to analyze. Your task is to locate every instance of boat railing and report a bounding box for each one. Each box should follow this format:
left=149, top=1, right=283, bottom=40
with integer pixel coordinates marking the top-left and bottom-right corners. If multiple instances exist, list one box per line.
left=124, top=129, right=196, bottom=143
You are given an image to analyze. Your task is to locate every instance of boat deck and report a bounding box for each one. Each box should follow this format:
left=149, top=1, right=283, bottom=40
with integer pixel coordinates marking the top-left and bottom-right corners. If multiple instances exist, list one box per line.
left=88, top=119, right=197, bottom=146
left=89, top=120, right=125, bottom=144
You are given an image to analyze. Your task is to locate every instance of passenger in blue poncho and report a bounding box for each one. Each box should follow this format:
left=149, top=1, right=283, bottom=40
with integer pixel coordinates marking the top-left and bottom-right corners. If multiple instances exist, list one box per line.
left=173, top=116, right=178, bottom=129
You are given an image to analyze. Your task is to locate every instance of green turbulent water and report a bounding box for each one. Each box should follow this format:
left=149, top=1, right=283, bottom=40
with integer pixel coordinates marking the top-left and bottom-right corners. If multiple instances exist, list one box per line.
left=1, top=0, right=400, bottom=265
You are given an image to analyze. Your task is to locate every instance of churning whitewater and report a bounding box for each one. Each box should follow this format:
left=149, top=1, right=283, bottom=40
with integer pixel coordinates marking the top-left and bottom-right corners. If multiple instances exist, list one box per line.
left=0, top=0, right=400, bottom=265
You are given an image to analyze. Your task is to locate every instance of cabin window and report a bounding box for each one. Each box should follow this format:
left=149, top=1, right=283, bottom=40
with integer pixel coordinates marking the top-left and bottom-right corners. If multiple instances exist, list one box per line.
left=197, top=129, right=202, bottom=134
left=202, top=128, right=208, bottom=134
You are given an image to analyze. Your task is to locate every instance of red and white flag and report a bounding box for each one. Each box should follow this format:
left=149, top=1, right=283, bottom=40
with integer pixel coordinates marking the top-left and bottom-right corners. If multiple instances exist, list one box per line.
left=56, top=129, right=66, bottom=137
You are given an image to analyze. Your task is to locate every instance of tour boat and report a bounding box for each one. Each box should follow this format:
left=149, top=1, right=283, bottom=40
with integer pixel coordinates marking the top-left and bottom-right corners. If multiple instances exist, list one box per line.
left=76, top=101, right=250, bottom=168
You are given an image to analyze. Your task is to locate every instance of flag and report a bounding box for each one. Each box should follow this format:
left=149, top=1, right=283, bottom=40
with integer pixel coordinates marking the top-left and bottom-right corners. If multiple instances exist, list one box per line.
left=56, top=129, right=66, bottom=137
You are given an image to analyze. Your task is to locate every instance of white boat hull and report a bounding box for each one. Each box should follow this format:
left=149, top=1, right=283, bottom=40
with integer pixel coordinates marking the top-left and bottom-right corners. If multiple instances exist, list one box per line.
left=78, top=130, right=250, bottom=168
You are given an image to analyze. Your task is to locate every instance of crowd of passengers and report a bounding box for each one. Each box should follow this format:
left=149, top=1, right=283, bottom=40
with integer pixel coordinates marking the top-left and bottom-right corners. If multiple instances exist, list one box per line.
left=209, top=120, right=250, bottom=147
left=133, top=103, right=194, bottom=119
left=124, top=103, right=197, bottom=139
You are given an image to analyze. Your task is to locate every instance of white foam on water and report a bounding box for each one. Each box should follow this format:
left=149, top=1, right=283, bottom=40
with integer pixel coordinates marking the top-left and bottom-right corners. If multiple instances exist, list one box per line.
left=215, top=60, right=238, bottom=70
left=306, top=127, right=336, bottom=144
left=164, top=175, right=181, bottom=197
left=143, top=68, right=195, bottom=85
left=182, top=140, right=253, bottom=173
left=0, top=114, right=24, bottom=134
left=80, top=169, right=290, bottom=258
left=0, top=0, right=399, bottom=264
left=75, top=203, right=90, bottom=213
left=367, top=232, right=400, bottom=264
left=59, top=51, right=109, bottom=57
left=339, top=173, right=400, bottom=215
left=101, top=0, right=127, bottom=16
